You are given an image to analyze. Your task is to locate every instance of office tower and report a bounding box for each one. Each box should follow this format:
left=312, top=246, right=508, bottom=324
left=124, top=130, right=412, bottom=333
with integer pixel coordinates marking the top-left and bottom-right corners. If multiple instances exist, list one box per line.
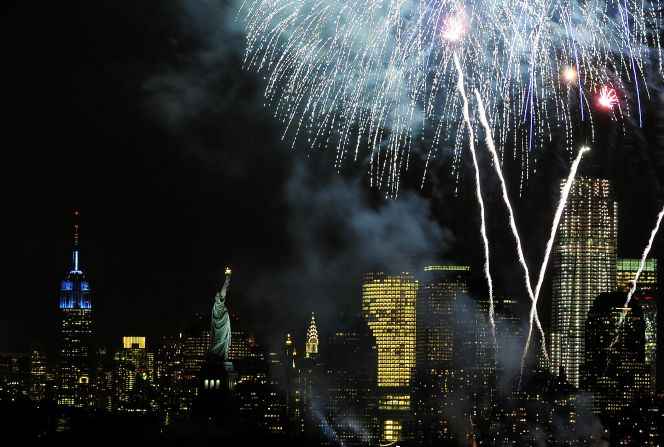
left=111, top=351, right=135, bottom=412
left=550, top=178, right=618, bottom=386
left=362, top=269, right=417, bottom=443
left=154, top=335, right=183, bottom=422
left=234, top=342, right=288, bottom=435
left=305, top=313, right=319, bottom=359
left=616, top=258, right=658, bottom=394
left=413, top=264, right=470, bottom=445
left=57, top=213, right=94, bottom=407
left=229, top=314, right=252, bottom=361
left=94, top=347, right=113, bottom=412
left=111, top=336, right=155, bottom=413
left=182, top=314, right=210, bottom=376
left=29, top=347, right=47, bottom=402
left=122, top=336, right=153, bottom=381
left=180, top=313, right=210, bottom=413
left=323, top=315, right=378, bottom=447
left=580, top=292, right=650, bottom=418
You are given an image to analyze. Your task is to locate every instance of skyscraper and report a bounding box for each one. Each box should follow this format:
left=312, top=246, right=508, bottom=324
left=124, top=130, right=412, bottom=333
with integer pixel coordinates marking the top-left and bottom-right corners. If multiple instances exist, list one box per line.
left=180, top=313, right=210, bottom=413
left=305, top=313, right=319, bottom=359
left=229, top=314, right=252, bottom=361
left=616, top=258, right=658, bottom=394
left=29, top=346, right=47, bottom=402
left=413, top=264, right=470, bottom=445
left=57, top=212, right=94, bottom=407
left=323, top=315, right=378, bottom=447
left=154, top=335, right=183, bottom=422
left=300, top=313, right=323, bottom=438
left=550, top=178, right=618, bottom=386
left=362, top=269, right=417, bottom=443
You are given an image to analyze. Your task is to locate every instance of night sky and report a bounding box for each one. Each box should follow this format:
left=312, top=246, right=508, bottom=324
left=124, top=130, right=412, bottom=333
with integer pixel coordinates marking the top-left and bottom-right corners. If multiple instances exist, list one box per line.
left=4, top=0, right=663, bottom=366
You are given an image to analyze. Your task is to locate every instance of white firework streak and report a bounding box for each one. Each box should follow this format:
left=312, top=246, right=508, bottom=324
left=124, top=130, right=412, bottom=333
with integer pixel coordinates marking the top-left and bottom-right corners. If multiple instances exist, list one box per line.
left=609, top=206, right=664, bottom=350
left=454, top=53, right=497, bottom=349
left=474, top=89, right=544, bottom=362
left=520, top=145, right=589, bottom=377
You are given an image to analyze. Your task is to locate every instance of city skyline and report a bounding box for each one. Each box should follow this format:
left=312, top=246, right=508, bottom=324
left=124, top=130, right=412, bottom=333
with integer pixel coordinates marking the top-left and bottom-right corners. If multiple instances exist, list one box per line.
left=5, top=1, right=663, bottom=360
left=3, top=1, right=664, bottom=445
left=2, top=189, right=663, bottom=445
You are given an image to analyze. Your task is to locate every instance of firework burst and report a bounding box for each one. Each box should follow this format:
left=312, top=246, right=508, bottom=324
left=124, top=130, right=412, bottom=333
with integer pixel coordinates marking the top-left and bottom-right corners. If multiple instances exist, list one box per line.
left=241, top=0, right=662, bottom=195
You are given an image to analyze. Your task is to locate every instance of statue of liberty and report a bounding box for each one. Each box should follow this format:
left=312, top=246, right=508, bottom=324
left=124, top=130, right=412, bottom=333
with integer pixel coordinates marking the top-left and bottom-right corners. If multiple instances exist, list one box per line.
left=210, top=267, right=232, bottom=361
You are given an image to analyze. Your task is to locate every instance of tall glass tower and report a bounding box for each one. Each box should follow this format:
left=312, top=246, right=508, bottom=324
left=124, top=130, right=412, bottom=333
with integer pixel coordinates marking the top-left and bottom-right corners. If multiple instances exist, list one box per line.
left=58, top=211, right=94, bottom=407
left=550, top=178, right=617, bottom=387
left=362, top=269, right=417, bottom=443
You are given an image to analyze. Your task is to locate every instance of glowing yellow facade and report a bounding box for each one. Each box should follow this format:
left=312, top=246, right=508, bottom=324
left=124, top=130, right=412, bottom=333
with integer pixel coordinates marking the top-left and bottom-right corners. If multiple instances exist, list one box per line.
left=363, top=272, right=417, bottom=387
left=362, top=270, right=417, bottom=442
left=123, top=336, right=146, bottom=349
left=305, top=313, right=319, bottom=358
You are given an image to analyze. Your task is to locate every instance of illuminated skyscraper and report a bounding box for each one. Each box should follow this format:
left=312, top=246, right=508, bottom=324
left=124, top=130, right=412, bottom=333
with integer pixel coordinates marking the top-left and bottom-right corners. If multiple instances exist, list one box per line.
left=111, top=336, right=155, bottom=413
left=154, top=335, right=183, bottom=422
left=29, top=347, right=47, bottom=402
left=301, top=313, right=323, bottom=437
left=550, top=178, right=617, bottom=387
left=362, top=269, right=417, bottom=443
left=57, top=212, right=94, bottom=407
left=229, top=314, right=252, bottom=361
left=305, top=313, right=319, bottom=359
left=180, top=313, right=210, bottom=413
left=616, top=258, right=658, bottom=394
left=122, top=337, right=153, bottom=382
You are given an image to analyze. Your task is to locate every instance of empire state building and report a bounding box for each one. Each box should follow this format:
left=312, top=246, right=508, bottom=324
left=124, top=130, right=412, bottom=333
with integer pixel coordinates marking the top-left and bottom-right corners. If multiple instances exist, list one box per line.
left=57, top=212, right=94, bottom=407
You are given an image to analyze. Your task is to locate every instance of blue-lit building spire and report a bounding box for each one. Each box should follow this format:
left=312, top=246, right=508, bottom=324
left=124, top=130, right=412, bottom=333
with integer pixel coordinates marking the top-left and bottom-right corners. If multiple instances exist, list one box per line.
left=60, top=211, right=91, bottom=309
left=57, top=210, right=94, bottom=408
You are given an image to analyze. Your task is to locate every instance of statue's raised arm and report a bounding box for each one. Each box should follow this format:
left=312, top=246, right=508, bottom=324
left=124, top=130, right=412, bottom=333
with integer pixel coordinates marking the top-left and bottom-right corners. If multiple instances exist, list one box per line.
left=210, top=268, right=232, bottom=361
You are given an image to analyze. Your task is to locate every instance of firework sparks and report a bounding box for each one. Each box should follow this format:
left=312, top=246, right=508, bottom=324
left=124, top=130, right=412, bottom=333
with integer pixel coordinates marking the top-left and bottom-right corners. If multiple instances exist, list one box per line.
left=441, top=12, right=466, bottom=42
left=242, top=0, right=661, bottom=194
left=562, top=67, right=578, bottom=83
left=597, top=85, right=619, bottom=109
left=241, top=0, right=663, bottom=390
left=474, top=90, right=546, bottom=365
left=453, top=53, right=496, bottom=351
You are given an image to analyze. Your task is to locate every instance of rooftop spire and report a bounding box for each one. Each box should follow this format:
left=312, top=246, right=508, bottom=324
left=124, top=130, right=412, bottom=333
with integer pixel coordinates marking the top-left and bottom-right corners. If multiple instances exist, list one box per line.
left=72, top=211, right=81, bottom=273
left=306, top=312, right=319, bottom=358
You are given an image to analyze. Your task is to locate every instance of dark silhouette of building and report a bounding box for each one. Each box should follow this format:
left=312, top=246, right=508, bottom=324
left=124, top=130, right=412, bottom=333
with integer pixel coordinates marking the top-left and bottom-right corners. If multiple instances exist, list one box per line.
left=413, top=264, right=471, bottom=445
left=322, top=315, right=378, bottom=447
